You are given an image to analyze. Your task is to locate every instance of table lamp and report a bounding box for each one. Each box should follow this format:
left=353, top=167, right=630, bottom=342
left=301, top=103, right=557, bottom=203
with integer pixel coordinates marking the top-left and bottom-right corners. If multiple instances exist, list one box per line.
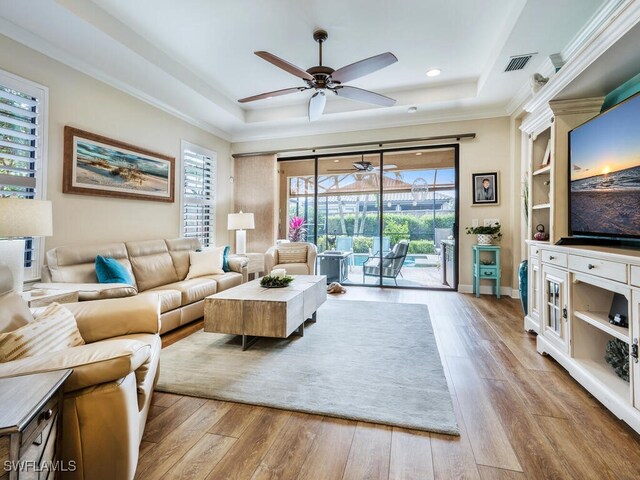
left=0, top=198, right=53, bottom=292
left=227, top=211, right=254, bottom=255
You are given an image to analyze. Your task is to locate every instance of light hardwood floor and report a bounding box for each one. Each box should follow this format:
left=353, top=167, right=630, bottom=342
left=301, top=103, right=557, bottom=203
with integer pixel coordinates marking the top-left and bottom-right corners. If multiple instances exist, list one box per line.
left=139, top=288, right=640, bottom=480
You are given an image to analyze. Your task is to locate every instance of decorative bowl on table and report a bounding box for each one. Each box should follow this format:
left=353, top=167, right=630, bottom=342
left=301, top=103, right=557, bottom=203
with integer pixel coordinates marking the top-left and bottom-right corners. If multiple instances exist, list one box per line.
left=260, top=275, right=294, bottom=288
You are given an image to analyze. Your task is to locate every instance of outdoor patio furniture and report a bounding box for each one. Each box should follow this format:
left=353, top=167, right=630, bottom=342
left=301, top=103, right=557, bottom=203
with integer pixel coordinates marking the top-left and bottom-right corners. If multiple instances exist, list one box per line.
left=371, top=236, right=391, bottom=256
left=336, top=236, right=354, bottom=269
left=363, top=239, right=410, bottom=285
left=434, top=228, right=453, bottom=254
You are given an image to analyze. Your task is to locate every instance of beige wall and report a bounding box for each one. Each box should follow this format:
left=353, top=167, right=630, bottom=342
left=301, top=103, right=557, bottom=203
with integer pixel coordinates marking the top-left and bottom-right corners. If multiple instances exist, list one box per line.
left=0, top=34, right=233, bottom=252
left=233, top=117, right=517, bottom=292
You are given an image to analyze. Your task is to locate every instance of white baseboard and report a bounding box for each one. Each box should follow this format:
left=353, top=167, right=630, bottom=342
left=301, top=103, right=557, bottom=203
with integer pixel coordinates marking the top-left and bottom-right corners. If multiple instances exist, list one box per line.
left=458, top=284, right=516, bottom=298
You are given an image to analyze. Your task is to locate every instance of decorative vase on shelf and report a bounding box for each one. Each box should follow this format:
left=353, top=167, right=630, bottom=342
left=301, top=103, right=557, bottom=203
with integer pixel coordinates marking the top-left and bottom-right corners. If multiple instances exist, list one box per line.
left=476, top=234, right=493, bottom=245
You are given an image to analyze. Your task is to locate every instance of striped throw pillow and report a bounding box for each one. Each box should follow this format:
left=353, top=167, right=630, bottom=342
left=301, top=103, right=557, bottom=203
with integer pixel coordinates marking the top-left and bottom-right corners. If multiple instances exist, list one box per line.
left=277, top=244, right=308, bottom=264
left=0, top=303, right=85, bottom=363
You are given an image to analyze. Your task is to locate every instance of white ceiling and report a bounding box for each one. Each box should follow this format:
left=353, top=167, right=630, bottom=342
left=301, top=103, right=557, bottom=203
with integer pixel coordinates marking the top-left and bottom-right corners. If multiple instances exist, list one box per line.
left=0, top=0, right=606, bottom=141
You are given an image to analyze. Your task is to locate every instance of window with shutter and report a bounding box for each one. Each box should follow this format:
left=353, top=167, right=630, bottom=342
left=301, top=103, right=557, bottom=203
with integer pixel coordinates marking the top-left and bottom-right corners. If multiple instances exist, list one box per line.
left=181, top=141, right=216, bottom=247
left=0, top=70, right=48, bottom=281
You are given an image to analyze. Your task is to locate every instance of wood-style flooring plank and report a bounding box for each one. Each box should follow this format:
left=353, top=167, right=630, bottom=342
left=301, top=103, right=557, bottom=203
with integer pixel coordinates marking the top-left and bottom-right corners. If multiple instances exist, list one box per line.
left=160, top=433, right=236, bottom=480
left=342, top=422, right=392, bottom=480
left=477, top=466, right=526, bottom=480
left=147, top=404, right=167, bottom=422
left=535, top=415, right=618, bottom=480
left=430, top=396, right=480, bottom=480
left=388, top=427, right=434, bottom=480
left=250, top=412, right=323, bottom=480
left=209, top=403, right=264, bottom=438
left=445, top=356, right=522, bottom=472
left=135, top=400, right=231, bottom=480
left=138, top=440, right=155, bottom=459
left=204, top=407, right=291, bottom=480
left=296, top=417, right=357, bottom=480
left=143, top=396, right=207, bottom=443
left=151, top=391, right=181, bottom=408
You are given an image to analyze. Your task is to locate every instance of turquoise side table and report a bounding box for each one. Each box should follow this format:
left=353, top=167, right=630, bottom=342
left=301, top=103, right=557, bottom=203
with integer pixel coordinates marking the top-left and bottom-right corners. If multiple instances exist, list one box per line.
left=472, top=245, right=501, bottom=298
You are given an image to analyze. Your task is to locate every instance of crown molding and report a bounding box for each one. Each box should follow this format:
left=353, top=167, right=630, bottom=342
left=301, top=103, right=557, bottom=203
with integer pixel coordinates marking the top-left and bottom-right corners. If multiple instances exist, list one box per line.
left=548, top=96, right=604, bottom=115
left=524, top=0, right=640, bottom=113
left=520, top=104, right=553, bottom=136
left=0, top=17, right=234, bottom=142
left=506, top=57, right=557, bottom=115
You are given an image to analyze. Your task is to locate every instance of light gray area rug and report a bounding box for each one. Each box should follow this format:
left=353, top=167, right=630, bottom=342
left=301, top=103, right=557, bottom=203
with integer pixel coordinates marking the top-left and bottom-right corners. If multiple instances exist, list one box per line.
left=157, top=300, right=459, bottom=435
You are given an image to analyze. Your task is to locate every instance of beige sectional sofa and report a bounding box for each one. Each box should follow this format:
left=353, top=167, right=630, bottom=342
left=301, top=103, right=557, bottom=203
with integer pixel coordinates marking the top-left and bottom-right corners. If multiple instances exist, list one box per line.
left=0, top=265, right=161, bottom=480
left=37, top=238, right=247, bottom=334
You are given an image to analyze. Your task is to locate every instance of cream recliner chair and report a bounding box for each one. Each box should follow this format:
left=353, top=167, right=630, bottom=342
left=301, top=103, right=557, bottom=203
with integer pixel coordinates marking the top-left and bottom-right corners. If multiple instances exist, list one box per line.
left=264, top=242, right=317, bottom=275
left=0, top=265, right=161, bottom=480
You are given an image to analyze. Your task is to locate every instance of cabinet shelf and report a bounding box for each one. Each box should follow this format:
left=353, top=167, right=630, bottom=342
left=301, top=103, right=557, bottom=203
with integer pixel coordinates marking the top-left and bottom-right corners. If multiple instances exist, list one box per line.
left=532, top=203, right=551, bottom=210
left=574, top=358, right=630, bottom=403
left=533, top=165, right=551, bottom=176
left=574, top=310, right=630, bottom=343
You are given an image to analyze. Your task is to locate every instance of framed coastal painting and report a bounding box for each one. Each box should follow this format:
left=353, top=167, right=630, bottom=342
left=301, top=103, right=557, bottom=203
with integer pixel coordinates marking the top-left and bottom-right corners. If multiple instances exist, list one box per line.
left=472, top=171, right=499, bottom=206
left=63, top=126, right=175, bottom=202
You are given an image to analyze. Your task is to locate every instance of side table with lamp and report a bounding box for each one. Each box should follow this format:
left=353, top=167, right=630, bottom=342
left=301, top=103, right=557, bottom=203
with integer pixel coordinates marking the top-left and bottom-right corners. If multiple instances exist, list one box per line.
left=0, top=198, right=53, bottom=293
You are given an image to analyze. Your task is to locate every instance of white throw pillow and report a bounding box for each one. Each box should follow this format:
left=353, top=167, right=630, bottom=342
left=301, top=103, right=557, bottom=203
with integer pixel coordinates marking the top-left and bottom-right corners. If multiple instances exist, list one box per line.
left=0, top=302, right=85, bottom=363
left=186, top=247, right=225, bottom=279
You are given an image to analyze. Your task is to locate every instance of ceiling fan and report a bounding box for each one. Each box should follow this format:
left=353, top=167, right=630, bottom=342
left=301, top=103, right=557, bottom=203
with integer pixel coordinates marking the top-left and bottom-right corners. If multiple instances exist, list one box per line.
left=327, top=156, right=397, bottom=173
left=238, top=29, right=398, bottom=121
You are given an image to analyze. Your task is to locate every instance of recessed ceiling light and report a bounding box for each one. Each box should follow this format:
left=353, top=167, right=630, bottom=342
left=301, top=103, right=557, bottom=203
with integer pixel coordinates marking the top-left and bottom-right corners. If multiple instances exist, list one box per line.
left=333, top=159, right=339, bottom=163
left=416, top=152, right=423, bottom=156
left=408, top=106, right=418, bottom=113
left=426, top=68, right=441, bottom=77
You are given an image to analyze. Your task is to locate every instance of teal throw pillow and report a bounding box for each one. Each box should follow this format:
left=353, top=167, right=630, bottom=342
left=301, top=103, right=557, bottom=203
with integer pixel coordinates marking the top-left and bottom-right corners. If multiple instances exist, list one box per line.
left=95, top=256, right=134, bottom=285
left=223, top=245, right=231, bottom=272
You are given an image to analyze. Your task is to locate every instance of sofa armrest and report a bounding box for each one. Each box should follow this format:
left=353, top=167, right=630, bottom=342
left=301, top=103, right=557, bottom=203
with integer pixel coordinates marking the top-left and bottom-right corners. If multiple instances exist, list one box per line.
left=33, top=282, right=137, bottom=301
left=0, top=339, right=151, bottom=393
left=227, top=256, right=249, bottom=283
left=306, top=244, right=318, bottom=274
left=64, top=294, right=160, bottom=343
left=264, top=246, right=278, bottom=275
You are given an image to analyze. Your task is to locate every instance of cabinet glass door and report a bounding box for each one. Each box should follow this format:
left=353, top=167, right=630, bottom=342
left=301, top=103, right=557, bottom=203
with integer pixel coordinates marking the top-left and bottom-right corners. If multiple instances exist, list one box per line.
left=542, top=266, right=568, bottom=351
left=546, top=279, right=561, bottom=334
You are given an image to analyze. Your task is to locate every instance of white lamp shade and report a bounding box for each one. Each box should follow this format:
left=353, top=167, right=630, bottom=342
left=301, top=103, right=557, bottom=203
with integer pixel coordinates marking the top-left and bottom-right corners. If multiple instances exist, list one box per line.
left=0, top=198, right=53, bottom=237
left=227, top=212, right=255, bottom=230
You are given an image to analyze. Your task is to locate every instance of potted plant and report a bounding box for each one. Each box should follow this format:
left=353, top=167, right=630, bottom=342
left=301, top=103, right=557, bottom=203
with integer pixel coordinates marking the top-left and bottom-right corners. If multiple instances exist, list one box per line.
left=465, top=223, right=502, bottom=245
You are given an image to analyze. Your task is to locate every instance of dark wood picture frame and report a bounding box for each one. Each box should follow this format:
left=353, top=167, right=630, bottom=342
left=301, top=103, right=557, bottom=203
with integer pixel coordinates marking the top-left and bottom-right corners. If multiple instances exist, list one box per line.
left=63, top=126, right=175, bottom=202
left=472, top=171, right=499, bottom=206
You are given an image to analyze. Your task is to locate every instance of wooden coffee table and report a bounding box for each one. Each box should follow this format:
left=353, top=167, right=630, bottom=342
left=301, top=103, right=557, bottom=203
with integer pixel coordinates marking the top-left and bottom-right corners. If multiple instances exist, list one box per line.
left=204, top=275, right=327, bottom=350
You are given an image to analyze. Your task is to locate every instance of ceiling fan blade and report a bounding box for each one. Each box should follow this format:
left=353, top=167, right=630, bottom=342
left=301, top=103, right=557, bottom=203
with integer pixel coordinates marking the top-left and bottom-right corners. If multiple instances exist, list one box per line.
left=372, top=164, right=398, bottom=170
left=308, top=92, right=326, bottom=122
left=331, top=52, right=398, bottom=84
left=255, top=51, right=314, bottom=81
left=238, top=87, right=305, bottom=103
left=335, top=86, right=396, bottom=107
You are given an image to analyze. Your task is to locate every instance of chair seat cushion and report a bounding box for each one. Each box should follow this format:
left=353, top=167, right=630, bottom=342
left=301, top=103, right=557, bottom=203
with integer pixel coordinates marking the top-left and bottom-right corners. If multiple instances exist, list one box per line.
left=201, top=272, right=242, bottom=292
left=150, top=279, right=218, bottom=306
left=274, top=263, right=310, bottom=275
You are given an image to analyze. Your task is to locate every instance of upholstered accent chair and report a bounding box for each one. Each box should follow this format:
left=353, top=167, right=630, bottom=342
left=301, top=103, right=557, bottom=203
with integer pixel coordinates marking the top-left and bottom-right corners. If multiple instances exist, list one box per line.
left=363, top=239, right=410, bottom=285
left=264, top=242, right=317, bottom=275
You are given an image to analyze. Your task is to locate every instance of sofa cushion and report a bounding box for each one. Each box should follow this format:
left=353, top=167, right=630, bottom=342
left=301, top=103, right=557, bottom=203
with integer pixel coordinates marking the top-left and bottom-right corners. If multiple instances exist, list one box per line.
left=46, top=242, right=135, bottom=286
left=202, top=272, right=242, bottom=292
left=139, top=289, right=181, bottom=313
left=0, top=303, right=84, bottom=363
left=273, top=263, right=310, bottom=275
left=150, top=279, right=218, bottom=306
left=0, top=291, right=34, bottom=333
left=186, top=248, right=225, bottom=279
left=126, top=240, right=179, bottom=291
left=165, top=238, right=202, bottom=280
left=277, top=244, right=308, bottom=264
left=96, top=256, right=135, bottom=285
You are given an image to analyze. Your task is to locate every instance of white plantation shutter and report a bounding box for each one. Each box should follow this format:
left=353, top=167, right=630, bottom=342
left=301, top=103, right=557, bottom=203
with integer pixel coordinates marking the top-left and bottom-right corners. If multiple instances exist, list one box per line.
left=181, top=143, right=216, bottom=247
left=0, top=71, right=48, bottom=281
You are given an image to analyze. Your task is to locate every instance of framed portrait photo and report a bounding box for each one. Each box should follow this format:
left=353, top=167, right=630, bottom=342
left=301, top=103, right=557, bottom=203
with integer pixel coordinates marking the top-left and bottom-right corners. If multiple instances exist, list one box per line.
left=63, top=126, right=175, bottom=202
left=472, top=172, right=499, bottom=206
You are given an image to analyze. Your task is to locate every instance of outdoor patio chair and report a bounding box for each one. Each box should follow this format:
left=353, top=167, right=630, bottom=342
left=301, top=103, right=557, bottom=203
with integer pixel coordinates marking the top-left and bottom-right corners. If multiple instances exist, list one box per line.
left=371, top=236, right=391, bottom=256
left=336, top=236, right=354, bottom=269
left=363, top=239, right=410, bottom=285
left=434, top=228, right=453, bottom=254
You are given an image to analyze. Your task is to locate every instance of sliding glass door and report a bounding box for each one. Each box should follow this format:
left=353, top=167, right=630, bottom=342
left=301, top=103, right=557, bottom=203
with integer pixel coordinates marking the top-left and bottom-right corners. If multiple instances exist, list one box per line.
left=278, top=145, right=458, bottom=290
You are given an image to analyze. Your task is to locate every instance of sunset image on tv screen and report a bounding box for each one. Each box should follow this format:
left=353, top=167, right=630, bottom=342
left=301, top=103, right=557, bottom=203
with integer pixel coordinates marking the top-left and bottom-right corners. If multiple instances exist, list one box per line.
left=570, top=93, right=640, bottom=237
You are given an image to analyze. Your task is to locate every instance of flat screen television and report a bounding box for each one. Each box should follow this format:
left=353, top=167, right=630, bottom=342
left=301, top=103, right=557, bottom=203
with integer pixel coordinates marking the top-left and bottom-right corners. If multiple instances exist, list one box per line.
left=568, top=91, right=640, bottom=246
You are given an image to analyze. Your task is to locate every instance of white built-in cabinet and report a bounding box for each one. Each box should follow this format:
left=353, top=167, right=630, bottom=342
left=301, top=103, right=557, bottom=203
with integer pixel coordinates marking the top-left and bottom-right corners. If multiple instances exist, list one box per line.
left=526, top=241, right=640, bottom=433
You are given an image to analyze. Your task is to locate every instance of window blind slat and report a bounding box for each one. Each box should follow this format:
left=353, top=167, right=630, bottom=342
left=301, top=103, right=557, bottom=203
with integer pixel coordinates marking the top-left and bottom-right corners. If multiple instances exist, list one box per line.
left=0, top=102, right=37, bottom=118
left=182, top=147, right=216, bottom=247
left=0, top=139, right=36, bottom=152
left=0, top=111, right=36, bottom=129
left=0, top=89, right=37, bottom=107
left=0, top=173, right=37, bottom=188
left=0, top=126, right=37, bottom=141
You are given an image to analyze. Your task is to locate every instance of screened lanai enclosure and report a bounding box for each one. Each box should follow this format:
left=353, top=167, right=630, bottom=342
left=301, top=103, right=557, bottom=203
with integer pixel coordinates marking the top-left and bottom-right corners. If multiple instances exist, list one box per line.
left=278, top=146, right=458, bottom=289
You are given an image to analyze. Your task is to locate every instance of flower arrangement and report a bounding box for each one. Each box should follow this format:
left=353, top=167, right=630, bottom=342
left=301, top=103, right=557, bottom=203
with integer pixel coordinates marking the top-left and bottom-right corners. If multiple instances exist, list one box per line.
left=465, top=223, right=502, bottom=245
left=288, top=216, right=307, bottom=242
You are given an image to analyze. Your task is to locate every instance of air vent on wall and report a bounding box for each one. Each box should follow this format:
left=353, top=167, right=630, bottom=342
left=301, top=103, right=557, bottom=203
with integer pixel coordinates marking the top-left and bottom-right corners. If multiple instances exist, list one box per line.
left=504, top=53, right=536, bottom=72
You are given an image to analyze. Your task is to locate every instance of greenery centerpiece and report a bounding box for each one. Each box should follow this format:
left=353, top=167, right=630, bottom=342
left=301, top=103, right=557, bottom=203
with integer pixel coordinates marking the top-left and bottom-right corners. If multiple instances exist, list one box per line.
left=260, top=274, right=294, bottom=288
left=465, top=223, right=502, bottom=245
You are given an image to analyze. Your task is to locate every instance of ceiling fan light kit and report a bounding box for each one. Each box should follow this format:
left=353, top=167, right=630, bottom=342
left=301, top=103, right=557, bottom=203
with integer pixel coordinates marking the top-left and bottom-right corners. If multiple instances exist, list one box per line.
left=239, top=29, right=398, bottom=121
